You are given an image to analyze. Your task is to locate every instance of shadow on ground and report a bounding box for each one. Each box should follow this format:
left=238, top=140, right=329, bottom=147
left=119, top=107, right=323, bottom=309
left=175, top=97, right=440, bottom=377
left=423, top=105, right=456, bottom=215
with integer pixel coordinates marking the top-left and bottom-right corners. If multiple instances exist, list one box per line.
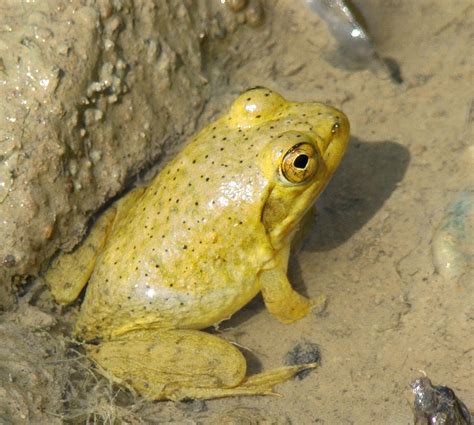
left=304, top=138, right=411, bottom=252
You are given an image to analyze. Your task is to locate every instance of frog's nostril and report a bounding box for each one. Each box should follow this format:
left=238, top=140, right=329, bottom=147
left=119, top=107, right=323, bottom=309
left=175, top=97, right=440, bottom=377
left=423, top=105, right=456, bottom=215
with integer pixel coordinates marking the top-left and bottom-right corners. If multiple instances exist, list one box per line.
left=293, top=154, right=309, bottom=169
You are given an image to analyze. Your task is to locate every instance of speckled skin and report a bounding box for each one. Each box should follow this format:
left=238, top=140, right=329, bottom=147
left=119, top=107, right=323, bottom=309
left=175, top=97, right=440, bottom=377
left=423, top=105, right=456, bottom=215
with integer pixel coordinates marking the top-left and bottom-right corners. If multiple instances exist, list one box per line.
left=45, top=88, right=350, bottom=400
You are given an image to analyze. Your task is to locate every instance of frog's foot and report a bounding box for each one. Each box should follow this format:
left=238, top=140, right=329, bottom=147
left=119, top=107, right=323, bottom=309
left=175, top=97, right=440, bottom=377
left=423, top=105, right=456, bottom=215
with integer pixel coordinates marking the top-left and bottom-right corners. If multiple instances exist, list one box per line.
left=44, top=205, right=117, bottom=304
left=87, top=329, right=317, bottom=401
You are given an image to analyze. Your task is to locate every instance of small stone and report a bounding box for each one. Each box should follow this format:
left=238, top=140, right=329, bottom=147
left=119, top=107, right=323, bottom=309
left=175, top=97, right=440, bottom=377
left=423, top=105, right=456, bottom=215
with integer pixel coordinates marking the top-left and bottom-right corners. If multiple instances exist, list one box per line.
left=245, top=2, right=264, bottom=27
left=2, top=254, right=16, bottom=268
left=226, top=0, right=247, bottom=13
left=285, top=341, right=321, bottom=380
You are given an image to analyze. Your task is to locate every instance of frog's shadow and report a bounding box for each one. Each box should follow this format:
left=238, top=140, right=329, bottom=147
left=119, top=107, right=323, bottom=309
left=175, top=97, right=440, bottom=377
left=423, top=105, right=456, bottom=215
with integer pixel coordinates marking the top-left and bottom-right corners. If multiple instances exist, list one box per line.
left=222, top=138, right=410, bottom=327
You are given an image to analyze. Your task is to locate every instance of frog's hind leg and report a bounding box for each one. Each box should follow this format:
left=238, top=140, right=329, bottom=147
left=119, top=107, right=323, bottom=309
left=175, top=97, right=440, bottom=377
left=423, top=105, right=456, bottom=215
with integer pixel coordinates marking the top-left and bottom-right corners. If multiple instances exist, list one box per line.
left=88, top=329, right=317, bottom=401
left=44, top=187, right=146, bottom=304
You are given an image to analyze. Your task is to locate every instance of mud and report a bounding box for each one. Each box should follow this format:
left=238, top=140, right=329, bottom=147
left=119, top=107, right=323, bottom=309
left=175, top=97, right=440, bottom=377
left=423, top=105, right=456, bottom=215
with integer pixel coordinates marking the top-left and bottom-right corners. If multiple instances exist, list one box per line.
left=0, top=0, right=263, bottom=308
left=0, top=0, right=472, bottom=423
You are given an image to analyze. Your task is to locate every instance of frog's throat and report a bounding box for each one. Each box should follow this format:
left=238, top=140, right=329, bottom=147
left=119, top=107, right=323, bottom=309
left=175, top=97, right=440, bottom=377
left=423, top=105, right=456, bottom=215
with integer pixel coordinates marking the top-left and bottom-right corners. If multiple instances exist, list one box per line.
left=264, top=183, right=325, bottom=252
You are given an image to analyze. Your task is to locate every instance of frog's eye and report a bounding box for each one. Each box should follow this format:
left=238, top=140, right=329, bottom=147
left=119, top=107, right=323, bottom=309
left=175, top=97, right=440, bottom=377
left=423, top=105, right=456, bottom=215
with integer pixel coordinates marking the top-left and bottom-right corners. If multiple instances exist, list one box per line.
left=280, top=143, right=318, bottom=184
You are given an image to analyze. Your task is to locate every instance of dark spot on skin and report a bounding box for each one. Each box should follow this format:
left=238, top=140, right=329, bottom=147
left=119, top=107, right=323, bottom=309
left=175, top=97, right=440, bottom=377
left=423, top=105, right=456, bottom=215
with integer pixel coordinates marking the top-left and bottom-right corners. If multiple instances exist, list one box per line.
left=246, top=97, right=251, bottom=101
left=192, top=159, right=196, bottom=164
left=205, top=177, right=210, bottom=181
left=195, top=202, right=199, bottom=206
left=183, top=245, right=187, bottom=249
left=256, top=115, right=261, bottom=119
left=220, top=147, right=224, bottom=151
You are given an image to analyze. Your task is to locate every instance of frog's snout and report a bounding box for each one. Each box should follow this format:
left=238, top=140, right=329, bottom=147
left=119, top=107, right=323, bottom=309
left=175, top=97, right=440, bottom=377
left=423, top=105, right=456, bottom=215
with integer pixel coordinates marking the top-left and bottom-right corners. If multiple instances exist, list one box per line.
left=319, top=110, right=350, bottom=173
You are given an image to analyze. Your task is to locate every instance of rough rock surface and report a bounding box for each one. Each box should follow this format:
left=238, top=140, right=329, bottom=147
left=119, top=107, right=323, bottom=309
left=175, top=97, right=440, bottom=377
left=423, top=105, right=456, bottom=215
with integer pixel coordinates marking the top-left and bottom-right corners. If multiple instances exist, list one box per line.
left=0, top=0, right=264, bottom=308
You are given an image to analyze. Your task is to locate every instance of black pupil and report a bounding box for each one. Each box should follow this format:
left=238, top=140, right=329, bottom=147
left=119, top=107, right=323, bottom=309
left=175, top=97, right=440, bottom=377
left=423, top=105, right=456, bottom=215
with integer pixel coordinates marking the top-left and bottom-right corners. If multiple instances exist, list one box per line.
left=294, top=154, right=309, bottom=169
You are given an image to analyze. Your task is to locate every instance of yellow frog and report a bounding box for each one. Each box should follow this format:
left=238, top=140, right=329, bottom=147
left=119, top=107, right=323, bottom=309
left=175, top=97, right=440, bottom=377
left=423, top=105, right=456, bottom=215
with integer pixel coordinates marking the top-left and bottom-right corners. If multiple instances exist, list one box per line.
left=45, top=88, right=350, bottom=400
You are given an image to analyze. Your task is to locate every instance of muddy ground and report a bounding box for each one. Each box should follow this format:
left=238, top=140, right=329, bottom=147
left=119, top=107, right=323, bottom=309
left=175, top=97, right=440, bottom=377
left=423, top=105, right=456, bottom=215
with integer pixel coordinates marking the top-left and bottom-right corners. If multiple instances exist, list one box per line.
left=1, top=0, right=473, bottom=424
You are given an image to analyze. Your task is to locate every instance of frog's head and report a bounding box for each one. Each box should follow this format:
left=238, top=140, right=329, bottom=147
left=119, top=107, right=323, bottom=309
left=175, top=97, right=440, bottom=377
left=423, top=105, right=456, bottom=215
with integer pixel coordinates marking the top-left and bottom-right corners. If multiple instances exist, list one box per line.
left=229, top=87, right=350, bottom=250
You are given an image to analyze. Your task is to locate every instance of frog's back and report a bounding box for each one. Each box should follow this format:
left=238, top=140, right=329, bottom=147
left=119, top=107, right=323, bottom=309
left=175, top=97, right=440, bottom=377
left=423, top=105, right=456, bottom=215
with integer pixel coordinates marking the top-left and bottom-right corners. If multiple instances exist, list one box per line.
left=75, top=120, right=274, bottom=340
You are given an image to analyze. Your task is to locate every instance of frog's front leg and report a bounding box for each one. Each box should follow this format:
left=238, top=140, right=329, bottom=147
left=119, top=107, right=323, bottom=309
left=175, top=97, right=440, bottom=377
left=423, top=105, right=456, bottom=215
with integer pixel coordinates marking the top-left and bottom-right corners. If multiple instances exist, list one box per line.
left=259, top=245, right=312, bottom=324
left=88, top=329, right=316, bottom=401
left=260, top=267, right=312, bottom=324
